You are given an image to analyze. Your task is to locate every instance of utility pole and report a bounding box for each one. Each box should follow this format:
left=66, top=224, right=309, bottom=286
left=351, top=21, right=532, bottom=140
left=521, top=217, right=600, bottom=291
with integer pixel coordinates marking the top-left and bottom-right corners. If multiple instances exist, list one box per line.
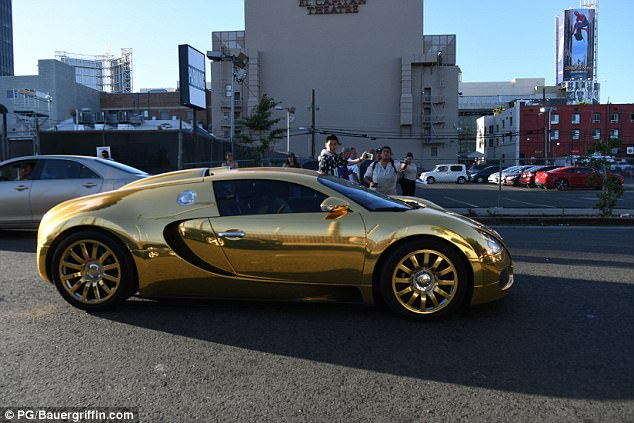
left=311, top=89, right=316, bottom=158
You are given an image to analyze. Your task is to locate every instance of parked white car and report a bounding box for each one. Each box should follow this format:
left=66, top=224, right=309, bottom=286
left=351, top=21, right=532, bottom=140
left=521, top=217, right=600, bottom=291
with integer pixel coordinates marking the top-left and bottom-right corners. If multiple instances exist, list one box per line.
left=419, top=164, right=468, bottom=184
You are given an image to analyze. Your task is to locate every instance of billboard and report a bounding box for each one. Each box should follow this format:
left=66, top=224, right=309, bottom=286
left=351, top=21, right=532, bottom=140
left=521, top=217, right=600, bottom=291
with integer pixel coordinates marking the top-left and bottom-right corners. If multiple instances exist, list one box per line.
left=178, top=45, right=207, bottom=110
left=565, top=80, right=600, bottom=104
left=558, top=9, right=595, bottom=83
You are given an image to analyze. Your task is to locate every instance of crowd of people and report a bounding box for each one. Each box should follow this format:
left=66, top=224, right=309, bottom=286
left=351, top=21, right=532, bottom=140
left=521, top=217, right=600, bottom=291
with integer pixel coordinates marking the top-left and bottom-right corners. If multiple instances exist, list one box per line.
left=316, top=134, right=417, bottom=196
left=222, top=133, right=419, bottom=196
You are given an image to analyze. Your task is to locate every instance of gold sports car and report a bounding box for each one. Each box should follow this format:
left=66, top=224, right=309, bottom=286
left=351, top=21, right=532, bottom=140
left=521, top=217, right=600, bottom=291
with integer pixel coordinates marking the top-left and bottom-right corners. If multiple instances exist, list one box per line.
left=36, top=167, right=513, bottom=320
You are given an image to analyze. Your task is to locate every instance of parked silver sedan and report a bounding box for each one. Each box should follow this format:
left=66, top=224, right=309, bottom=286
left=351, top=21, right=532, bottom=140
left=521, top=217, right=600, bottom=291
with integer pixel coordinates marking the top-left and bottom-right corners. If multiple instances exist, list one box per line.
left=0, top=155, right=148, bottom=229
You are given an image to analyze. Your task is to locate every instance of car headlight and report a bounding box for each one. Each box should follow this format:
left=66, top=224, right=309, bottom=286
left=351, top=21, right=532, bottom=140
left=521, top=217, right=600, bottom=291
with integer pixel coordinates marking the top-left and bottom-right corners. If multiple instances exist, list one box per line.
left=477, top=229, right=505, bottom=262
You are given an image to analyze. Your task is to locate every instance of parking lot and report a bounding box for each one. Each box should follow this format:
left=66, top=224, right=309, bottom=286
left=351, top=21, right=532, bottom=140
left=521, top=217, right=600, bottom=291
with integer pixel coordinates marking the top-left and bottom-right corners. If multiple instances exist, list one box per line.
left=414, top=177, right=634, bottom=210
left=1, top=227, right=633, bottom=421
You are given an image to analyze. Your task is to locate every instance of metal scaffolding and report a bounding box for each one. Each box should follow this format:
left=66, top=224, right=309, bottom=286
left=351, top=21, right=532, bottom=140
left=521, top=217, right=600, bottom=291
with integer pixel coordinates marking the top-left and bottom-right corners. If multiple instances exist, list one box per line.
left=55, top=48, right=133, bottom=93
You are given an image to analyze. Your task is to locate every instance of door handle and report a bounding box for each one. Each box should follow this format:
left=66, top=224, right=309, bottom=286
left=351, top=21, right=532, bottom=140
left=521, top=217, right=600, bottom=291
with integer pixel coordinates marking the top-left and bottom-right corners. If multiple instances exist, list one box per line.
left=82, top=182, right=97, bottom=188
left=14, top=185, right=29, bottom=191
left=218, top=230, right=246, bottom=239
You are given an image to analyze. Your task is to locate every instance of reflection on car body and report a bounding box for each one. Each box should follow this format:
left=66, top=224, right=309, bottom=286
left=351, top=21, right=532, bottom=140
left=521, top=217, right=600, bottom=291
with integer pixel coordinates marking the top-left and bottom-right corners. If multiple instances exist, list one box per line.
left=36, top=167, right=514, bottom=320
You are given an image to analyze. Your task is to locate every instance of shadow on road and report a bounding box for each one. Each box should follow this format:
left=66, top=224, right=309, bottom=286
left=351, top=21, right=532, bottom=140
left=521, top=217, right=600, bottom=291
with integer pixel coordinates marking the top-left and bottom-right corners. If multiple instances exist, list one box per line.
left=0, top=230, right=37, bottom=253
left=95, top=273, right=634, bottom=401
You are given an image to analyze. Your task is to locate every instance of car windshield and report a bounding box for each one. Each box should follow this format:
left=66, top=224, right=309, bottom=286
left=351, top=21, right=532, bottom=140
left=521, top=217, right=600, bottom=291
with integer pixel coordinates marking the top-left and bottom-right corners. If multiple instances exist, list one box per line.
left=318, top=175, right=413, bottom=211
left=95, top=158, right=149, bottom=176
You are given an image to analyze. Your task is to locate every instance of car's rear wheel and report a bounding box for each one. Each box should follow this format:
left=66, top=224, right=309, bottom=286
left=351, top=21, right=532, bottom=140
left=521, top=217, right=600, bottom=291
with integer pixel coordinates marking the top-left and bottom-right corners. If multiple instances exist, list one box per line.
left=457, top=176, right=466, bottom=184
left=476, top=176, right=485, bottom=183
left=379, top=239, right=469, bottom=320
left=426, top=177, right=435, bottom=184
left=555, top=179, right=568, bottom=191
left=51, top=231, right=137, bottom=311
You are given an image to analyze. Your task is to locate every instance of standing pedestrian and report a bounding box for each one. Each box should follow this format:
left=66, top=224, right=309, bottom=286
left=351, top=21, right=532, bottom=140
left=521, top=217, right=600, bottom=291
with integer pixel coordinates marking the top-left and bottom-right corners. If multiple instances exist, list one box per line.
left=363, top=146, right=400, bottom=195
left=399, top=152, right=417, bottom=196
left=283, top=152, right=300, bottom=168
left=222, top=152, right=239, bottom=169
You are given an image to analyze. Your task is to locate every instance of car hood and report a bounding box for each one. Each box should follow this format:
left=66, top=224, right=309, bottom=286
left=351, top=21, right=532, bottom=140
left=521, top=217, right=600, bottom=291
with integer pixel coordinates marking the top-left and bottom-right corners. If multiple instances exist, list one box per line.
left=121, top=168, right=209, bottom=189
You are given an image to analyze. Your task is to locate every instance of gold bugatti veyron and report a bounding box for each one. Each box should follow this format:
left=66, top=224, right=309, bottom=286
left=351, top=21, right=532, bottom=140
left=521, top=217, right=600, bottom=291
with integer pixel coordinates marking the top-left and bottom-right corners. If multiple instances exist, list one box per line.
left=36, top=167, right=513, bottom=320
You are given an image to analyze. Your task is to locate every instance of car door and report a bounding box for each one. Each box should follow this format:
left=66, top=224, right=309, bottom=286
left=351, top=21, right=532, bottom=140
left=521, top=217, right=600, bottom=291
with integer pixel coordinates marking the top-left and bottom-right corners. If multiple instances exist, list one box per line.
left=209, top=179, right=367, bottom=284
left=29, top=158, right=104, bottom=221
left=0, top=160, right=38, bottom=226
left=435, top=165, right=449, bottom=182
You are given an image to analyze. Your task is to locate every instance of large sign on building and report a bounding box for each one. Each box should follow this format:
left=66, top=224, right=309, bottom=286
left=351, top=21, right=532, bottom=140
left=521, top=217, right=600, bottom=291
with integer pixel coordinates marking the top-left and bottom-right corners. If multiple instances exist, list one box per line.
left=178, top=44, right=207, bottom=110
left=557, top=9, right=595, bottom=83
left=298, top=0, right=366, bottom=15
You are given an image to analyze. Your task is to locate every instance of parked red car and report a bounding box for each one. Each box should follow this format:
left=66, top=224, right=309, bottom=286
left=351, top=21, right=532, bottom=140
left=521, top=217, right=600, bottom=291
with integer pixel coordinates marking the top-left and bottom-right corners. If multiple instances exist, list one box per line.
left=519, top=165, right=559, bottom=187
left=534, top=166, right=624, bottom=191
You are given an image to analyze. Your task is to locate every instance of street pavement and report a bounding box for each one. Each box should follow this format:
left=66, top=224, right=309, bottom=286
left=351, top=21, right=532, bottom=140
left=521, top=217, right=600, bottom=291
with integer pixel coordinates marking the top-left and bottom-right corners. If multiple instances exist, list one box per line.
left=0, top=227, right=633, bottom=422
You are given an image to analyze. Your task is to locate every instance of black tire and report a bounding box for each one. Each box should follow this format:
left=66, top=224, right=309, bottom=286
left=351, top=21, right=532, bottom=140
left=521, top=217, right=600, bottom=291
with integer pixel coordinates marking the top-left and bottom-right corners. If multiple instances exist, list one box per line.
left=51, top=231, right=137, bottom=311
left=426, top=177, right=435, bottom=184
left=476, top=176, right=485, bottom=183
left=555, top=179, right=568, bottom=191
left=457, top=176, right=466, bottom=184
left=379, top=239, right=469, bottom=320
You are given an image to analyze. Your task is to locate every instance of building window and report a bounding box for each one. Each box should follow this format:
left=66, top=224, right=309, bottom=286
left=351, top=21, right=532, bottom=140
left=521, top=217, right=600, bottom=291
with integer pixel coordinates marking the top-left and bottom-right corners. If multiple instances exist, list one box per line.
left=502, top=120, right=505, bottom=129
left=223, top=112, right=229, bottom=121
left=611, top=113, right=619, bottom=123
left=551, top=130, right=559, bottom=140
left=611, top=129, right=619, bottom=139
left=496, top=124, right=499, bottom=132
left=572, top=130, right=580, bottom=140
left=225, top=84, right=232, bottom=97
left=488, top=139, right=493, bottom=147
left=234, top=92, right=241, bottom=101
left=160, top=111, right=169, bottom=120
left=431, top=146, right=438, bottom=157
left=630, top=113, right=634, bottom=122
left=571, top=113, right=580, bottom=124
left=509, top=116, right=513, bottom=126
left=592, top=113, right=601, bottom=123
left=551, top=114, right=559, bottom=124
left=6, top=90, right=13, bottom=99
left=186, top=111, right=193, bottom=120
left=593, top=129, right=601, bottom=140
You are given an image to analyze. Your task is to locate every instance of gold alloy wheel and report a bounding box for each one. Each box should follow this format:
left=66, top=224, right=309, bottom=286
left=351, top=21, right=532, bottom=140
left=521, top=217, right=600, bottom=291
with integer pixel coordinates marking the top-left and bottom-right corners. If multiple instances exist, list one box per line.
left=391, top=249, right=458, bottom=314
left=57, top=239, right=121, bottom=305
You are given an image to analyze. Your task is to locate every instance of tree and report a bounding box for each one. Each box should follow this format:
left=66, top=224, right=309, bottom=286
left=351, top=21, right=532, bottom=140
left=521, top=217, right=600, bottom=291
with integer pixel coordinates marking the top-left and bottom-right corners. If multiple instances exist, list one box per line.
left=584, top=138, right=624, bottom=217
left=239, top=94, right=284, bottom=166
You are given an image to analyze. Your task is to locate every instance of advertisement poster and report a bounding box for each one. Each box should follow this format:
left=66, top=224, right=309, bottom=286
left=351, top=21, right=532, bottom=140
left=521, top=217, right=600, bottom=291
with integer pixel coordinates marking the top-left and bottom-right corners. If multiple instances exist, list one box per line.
left=561, top=9, right=595, bottom=82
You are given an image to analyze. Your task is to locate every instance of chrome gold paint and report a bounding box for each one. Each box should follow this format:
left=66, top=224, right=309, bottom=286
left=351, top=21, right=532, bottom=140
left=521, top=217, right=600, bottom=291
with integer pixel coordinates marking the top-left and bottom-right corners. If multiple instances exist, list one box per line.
left=57, top=239, right=121, bottom=304
left=37, top=167, right=513, bottom=314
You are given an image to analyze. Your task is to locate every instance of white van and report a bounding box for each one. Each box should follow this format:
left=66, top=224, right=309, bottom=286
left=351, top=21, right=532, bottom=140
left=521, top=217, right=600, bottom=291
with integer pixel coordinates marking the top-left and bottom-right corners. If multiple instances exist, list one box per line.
left=419, top=164, right=468, bottom=184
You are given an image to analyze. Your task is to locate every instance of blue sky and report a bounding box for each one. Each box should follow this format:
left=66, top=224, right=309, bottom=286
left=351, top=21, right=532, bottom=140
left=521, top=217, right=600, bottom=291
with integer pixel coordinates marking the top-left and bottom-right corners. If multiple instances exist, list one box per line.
left=12, top=0, right=634, bottom=104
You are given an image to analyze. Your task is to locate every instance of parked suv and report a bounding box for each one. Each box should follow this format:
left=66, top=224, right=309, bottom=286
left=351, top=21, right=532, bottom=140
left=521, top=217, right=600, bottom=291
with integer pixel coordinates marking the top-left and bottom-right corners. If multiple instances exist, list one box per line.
left=420, top=164, right=468, bottom=184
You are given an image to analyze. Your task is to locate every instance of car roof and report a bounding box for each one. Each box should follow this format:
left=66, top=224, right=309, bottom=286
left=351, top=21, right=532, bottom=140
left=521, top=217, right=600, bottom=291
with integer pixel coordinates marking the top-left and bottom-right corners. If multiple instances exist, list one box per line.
left=0, top=155, right=147, bottom=178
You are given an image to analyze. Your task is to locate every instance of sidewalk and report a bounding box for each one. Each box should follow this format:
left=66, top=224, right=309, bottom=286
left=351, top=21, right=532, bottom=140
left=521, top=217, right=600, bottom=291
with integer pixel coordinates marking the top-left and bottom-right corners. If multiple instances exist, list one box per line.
left=448, top=207, right=634, bottom=225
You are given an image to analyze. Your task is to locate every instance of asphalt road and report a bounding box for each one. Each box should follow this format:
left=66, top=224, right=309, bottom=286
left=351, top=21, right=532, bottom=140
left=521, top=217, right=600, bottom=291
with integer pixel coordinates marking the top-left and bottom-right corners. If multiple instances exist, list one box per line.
left=414, top=176, right=634, bottom=210
left=1, top=228, right=633, bottom=422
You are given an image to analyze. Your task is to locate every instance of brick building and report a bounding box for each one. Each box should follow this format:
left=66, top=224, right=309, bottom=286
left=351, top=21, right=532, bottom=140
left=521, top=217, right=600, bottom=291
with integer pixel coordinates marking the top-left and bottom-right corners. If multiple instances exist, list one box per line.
left=477, top=102, right=634, bottom=164
left=520, top=103, right=633, bottom=161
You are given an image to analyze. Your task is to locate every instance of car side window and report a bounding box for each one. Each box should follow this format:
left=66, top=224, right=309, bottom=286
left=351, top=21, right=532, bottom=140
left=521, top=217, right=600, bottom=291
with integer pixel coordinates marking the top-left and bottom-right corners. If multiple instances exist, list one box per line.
left=0, top=161, right=37, bottom=181
left=214, top=179, right=328, bottom=216
left=39, top=160, right=99, bottom=180
left=450, top=166, right=463, bottom=172
left=437, top=166, right=448, bottom=172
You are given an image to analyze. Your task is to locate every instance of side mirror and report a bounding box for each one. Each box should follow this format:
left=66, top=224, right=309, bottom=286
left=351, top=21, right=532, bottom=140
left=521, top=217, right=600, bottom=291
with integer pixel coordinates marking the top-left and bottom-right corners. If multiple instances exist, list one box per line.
left=320, top=197, right=350, bottom=219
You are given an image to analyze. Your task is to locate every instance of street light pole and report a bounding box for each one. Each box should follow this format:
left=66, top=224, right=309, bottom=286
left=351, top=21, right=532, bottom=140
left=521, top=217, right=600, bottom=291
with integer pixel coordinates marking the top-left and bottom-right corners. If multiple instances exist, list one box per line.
left=230, top=67, right=236, bottom=157
left=275, top=105, right=296, bottom=153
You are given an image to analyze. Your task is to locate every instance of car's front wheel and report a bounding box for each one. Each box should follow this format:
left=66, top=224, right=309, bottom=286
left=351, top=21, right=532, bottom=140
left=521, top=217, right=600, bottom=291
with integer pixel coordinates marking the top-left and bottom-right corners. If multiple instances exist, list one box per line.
left=51, top=231, right=137, bottom=311
left=426, top=177, right=435, bottom=184
left=379, top=239, right=469, bottom=320
left=555, top=179, right=568, bottom=191
left=457, top=176, right=466, bottom=184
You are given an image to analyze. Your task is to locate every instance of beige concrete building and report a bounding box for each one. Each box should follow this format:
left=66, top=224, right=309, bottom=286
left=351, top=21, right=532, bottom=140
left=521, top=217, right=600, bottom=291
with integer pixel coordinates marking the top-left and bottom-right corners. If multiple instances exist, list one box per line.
left=210, top=0, right=460, bottom=168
